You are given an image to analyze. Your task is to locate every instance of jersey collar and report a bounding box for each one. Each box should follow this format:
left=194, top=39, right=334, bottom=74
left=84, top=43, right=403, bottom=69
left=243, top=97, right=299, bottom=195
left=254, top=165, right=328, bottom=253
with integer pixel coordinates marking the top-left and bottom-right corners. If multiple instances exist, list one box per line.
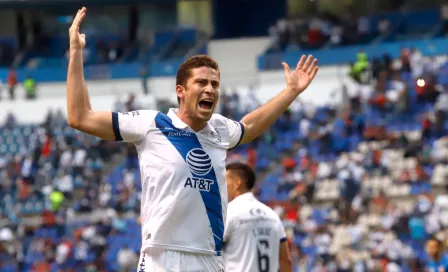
left=167, top=108, right=213, bottom=132
left=234, top=192, right=255, bottom=202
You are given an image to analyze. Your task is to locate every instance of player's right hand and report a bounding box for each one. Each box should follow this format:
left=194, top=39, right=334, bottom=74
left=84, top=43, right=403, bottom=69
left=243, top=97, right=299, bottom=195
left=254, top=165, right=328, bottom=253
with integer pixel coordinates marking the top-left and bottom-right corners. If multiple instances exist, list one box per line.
left=69, top=7, right=87, bottom=50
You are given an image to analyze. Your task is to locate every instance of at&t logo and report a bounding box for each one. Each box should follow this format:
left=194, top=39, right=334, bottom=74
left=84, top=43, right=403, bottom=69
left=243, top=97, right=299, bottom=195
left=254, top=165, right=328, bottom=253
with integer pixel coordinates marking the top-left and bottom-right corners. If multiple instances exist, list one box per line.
left=184, top=148, right=214, bottom=192
left=186, top=148, right=212, bottom=176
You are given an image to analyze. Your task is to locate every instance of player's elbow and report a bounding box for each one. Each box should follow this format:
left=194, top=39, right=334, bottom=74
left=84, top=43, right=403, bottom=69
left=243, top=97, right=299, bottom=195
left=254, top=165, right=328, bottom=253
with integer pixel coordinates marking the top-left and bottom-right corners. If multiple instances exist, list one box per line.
left=67, top=111, right=89, bottom=130
left=67, top=116, right=80, bottom=129
left=67, top=108, right=82, bottom=129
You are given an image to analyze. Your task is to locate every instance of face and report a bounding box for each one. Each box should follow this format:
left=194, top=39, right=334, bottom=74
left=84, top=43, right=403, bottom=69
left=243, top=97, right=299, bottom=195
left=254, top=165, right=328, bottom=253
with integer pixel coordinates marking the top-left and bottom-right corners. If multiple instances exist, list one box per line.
left=177, top=66, right=220, bottom=122
left=225, top=170, right=240, bottom=203
left=426, top=240, right=439, bottom=257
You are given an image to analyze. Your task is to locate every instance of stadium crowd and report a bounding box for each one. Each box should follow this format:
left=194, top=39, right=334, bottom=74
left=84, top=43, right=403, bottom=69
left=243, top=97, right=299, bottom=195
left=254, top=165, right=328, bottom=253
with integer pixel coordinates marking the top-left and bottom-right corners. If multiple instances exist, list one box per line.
left=259, top=49, right=448, bottom=271
left=0, top=45, right=448, bottom=271
left=268, top=3, right=448, bottom=53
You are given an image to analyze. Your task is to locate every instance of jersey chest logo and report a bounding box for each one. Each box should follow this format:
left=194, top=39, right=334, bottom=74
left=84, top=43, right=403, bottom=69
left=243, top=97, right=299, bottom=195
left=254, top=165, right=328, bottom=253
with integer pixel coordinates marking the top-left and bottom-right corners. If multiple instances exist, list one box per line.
left=186, top=148, right=212, bottom=176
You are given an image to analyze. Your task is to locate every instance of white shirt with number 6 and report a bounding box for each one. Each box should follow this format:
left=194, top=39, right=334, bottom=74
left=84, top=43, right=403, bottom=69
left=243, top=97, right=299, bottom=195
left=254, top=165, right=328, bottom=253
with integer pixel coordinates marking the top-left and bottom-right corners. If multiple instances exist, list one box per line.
left=223, top=192, right=287, bottom=272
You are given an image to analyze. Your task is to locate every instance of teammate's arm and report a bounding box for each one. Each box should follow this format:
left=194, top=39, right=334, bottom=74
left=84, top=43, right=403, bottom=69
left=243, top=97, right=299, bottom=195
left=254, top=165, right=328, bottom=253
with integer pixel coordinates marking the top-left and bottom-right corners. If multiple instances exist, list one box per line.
left=239, top=55, right=318, bottom=144
left=275, top=214, right=292, bottom=272
left=279, top=239, right=292, bottom=272
left=66, top=7, right=115, bottom=140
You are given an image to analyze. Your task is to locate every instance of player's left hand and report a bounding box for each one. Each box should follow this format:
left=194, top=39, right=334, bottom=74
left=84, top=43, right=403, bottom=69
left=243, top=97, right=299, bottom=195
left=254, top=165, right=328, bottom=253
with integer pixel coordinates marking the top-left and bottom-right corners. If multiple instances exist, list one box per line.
left=282, top=55, right=319, bottom=94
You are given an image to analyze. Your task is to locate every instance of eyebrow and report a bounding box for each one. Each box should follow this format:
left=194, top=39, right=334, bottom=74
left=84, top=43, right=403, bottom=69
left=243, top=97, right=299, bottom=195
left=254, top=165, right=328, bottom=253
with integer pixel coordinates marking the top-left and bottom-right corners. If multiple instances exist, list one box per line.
left=194, top=78, right=220, bottom=85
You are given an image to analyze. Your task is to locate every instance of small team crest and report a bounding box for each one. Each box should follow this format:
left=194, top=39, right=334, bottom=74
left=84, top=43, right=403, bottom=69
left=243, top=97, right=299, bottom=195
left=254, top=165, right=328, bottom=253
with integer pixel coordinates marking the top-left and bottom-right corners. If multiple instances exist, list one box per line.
left=210, top=130, right=222, bottom=143
left=250, top=208, right=266, bottom=217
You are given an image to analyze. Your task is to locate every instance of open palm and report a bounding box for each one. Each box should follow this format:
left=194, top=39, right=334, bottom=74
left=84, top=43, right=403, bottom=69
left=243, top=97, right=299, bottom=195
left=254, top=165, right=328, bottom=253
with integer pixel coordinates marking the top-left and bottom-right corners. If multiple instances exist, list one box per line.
left=282, top=55, right=319, bottom=94
left=69, top=7, right=87, bottom=50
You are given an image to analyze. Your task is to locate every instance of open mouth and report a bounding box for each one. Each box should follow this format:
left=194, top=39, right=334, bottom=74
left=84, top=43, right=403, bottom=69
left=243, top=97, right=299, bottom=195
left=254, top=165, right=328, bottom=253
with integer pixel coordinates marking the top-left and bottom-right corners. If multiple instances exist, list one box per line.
left=199, top=99, right=213, bottom=110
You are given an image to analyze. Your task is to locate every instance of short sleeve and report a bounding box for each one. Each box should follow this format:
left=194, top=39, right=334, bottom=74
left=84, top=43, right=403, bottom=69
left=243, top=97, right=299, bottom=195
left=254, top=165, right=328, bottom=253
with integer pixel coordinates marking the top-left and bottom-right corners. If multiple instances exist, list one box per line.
left=276, top=216, right=287, bottom=243
left=111, top=110, right=157, bottom=143
left=226, top=119, right=245, bottom=150
left=210, top=114, right=244, bottom=150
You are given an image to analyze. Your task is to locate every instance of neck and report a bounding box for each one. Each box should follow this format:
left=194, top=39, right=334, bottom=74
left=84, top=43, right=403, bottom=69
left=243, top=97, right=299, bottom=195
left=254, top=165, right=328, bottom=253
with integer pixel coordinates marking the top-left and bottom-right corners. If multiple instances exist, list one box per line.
left=230, top=190, right=249, bottom=202
left=235, top=190, right=250, bottom=198
left=177, top=107, right=206, bottom=132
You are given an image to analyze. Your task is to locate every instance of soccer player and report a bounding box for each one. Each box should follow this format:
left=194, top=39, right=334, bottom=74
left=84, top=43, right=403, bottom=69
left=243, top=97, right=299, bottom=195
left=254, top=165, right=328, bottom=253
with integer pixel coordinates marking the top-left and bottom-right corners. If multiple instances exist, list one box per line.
left=67, top=7, right=318, bottom=272
left=223, top=162, right=292, bottom=272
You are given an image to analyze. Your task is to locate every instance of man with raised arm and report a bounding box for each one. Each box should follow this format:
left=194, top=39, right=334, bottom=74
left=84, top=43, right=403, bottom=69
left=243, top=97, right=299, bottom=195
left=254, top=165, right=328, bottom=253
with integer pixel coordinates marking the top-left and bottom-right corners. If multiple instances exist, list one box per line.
left=67, top=7, right=318, bottom=272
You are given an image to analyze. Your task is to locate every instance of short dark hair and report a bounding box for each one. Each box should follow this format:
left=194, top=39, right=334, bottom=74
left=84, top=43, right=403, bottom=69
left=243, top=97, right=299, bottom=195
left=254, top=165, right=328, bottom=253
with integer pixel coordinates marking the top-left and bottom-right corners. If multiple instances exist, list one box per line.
left=176, top=55, right=220, bottom=105
left=428, top=236, right=444, bottom=247
left=226, top=162, right=256, bottom=190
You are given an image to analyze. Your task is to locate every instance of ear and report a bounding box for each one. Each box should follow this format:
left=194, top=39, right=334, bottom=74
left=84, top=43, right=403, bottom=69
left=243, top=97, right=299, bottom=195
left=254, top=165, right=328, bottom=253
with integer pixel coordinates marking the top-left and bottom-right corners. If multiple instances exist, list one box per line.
left=235, top=179, right=244, bottom=191
left=176, top=85, right=185, bottom=104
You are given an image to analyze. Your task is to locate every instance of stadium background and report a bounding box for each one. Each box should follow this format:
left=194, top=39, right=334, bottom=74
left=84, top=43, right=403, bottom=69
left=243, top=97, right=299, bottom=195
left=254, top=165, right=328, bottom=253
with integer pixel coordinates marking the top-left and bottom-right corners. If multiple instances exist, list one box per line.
left=0, top=0, right=448, bottom=271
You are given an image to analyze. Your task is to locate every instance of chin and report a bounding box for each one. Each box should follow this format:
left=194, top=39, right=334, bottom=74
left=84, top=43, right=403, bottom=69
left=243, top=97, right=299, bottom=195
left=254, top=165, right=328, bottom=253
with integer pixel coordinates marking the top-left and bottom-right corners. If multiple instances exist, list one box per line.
left=196, top=108, right=214, bottom=121
left=197, top=112, right=213, bottom=121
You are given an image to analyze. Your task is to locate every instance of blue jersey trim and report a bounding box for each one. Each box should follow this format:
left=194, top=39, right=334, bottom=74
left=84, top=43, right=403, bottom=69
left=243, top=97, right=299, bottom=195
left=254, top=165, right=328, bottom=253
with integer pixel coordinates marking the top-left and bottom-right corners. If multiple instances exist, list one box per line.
left=280, top=237, right=287, bottom=243
left=154, top=112, right=224, bottom=256
left=228, top=122, right=245, bottom=151
left=112, top=112, right=123, bottom=141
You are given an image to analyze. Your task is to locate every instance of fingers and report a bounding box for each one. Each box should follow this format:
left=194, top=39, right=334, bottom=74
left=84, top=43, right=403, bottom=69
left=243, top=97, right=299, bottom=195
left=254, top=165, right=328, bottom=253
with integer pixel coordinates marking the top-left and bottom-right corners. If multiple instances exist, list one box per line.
left=296, top=55, right=318, bottom=77
left=303, top=55, right=313, bottom=71
left=306, top=59, right=318, bottom=75
left=310, top=66, right=319, bottom=80
left=282, top=62, right=290, bottom=74
left=286, top=55, right=319, bottom=79
left=70, top=7, right=87, bottom=30
left=295, top=55, right=306, bottom=71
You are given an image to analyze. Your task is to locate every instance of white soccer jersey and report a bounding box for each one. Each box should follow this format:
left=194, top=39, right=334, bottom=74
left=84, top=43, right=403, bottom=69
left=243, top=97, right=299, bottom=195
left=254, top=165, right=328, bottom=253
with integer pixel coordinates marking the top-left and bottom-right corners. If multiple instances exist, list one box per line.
left=223, top=193, right=287, bottom=272
left=111, top=108, right=244, bottom=256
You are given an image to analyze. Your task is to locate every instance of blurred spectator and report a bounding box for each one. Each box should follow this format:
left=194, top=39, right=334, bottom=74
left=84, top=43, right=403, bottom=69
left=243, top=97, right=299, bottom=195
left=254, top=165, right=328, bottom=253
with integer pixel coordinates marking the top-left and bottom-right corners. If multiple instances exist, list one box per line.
left=7, top=68, right=17, bottom=100
left=139, top=65, right=150, bottom=95
left=350, top=52, right=369, bottom=84
left=425, top=236, right=448, bottom=271
left=244, top=85, right=260, bottom=112
left=23, top=75, right=37, bottom=100
left=4, top=112, right=16, bottom=129
left=278, top=158, right=302, bottom=193
left=357, top=16, right=371, bottom=40
left=378, top=18, right=390, bottom=35
left=276, top=109, right=293, bottom=133
left=117, top=246, right=138, bottom=272
left=125, top=93, right=138, bottom=112
left=442, top=4, right=448, bottom=35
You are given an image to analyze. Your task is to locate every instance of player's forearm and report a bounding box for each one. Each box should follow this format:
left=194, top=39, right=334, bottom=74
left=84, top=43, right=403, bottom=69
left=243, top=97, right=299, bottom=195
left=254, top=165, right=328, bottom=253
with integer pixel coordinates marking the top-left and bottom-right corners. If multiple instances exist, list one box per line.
left=67, top=48, right=92, bottom=127
left=240, top=87, right=298, bottom=143
left=82, top=77, right=92, bottom=110
left=279, top=260, right=293, bottom=272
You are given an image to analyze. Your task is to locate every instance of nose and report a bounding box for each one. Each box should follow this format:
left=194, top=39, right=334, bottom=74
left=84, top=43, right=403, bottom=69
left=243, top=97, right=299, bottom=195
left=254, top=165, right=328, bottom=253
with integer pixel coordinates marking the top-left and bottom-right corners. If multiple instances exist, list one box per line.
left=204, top=83, right=215, bottom=94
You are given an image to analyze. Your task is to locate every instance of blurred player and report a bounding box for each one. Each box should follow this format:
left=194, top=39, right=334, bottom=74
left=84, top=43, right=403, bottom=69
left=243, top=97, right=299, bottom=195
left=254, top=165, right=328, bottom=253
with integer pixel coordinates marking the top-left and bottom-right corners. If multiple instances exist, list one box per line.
left=66, top=7, right=318, bottom=271
left=223, top=162, right=292, bottom=272
left=425, top=236, right=448, bottom=272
